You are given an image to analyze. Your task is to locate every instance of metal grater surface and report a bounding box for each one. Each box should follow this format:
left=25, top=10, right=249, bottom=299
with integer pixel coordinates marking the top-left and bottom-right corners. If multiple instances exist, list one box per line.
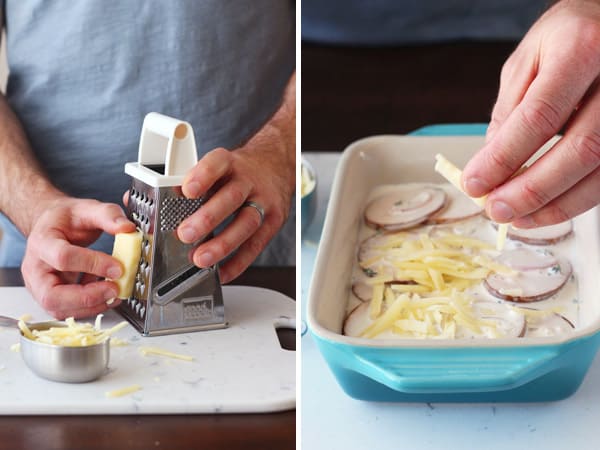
left=118, top=113, right=226, bottom=336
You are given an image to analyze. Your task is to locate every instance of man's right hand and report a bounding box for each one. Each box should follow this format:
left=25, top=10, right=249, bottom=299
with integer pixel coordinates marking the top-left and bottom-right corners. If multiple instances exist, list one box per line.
left=21, top=197, right=136, bottom=319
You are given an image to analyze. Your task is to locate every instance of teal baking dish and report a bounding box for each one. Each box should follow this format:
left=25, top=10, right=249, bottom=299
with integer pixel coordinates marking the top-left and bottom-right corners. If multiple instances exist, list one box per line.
left=306, top=135, right=600, bottom=402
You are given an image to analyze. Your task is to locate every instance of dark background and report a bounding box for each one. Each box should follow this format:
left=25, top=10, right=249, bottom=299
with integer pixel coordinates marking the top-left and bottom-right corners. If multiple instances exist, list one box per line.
left=301, top=41, right=518, bottom=150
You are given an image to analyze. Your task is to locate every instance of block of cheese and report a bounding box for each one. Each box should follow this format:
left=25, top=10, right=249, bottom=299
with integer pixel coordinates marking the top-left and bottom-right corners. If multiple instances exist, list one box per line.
left=110, top=230, right=143, bottom=298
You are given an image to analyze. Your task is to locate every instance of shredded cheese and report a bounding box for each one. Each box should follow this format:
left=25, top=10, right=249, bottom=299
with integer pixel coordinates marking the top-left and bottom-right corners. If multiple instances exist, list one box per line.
left=18, top=314, right=32, bottom=322
left=358, top=229, right=523, bottom=339
left=19, top=316, right=128, bottom=347
left=105, top=384, right=142, bottom=398
left=301, top=162, right=316, bottom=197
left=434, top=153, right=526, bottom=252
left=434, top=154, right=487, bottom=207
left=138, top=346, right=194, bottom=361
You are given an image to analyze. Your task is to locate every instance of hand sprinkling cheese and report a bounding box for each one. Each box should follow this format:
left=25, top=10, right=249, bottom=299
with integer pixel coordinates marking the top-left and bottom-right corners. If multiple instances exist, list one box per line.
left=434, top=154, right=508, bottom=250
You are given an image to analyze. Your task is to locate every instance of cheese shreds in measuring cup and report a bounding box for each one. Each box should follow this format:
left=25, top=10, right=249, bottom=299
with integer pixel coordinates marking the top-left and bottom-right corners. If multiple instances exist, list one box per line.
left=19, top=315, right=128, bottom=347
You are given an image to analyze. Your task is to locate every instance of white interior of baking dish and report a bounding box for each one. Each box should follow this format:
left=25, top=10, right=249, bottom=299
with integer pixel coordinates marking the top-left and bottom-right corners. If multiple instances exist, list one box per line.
left=308, top=135, right=600, bottom=348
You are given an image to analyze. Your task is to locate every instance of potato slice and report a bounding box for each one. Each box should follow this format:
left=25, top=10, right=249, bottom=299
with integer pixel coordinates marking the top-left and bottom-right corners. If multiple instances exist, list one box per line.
left=109, top=230, right=143, bottom=298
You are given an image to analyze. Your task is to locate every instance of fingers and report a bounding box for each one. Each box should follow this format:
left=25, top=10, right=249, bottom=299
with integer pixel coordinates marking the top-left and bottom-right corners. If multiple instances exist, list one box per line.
left=177, top=179, right=251, bottom=243
left=486, top=47, right=537, bottom=143
left=189, top=204, right=263, bottom=268
left=182, top=148, right=233, bottom=198
left=463, top=52, right=597, bottom=198
left=73, top=200, right=135, bottom=235
left=484, top=80, right=600, bottom=222
left=512, top=164, right=600, bottom=228
left=218, top=217, right=276, bottom=284
left=24, top=265, right=120, bottom=319
left=34, top=237, right=123, bottom=280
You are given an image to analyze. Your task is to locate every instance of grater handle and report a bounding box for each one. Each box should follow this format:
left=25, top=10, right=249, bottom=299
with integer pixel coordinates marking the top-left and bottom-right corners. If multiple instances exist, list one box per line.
left=138, top=112, right=198, bottom=177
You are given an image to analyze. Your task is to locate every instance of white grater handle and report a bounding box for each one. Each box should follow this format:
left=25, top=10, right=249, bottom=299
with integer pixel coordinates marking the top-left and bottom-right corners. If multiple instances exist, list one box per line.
left=125, top=113, right=199, bottom=187
left=138, top=112, right=198, bottom=176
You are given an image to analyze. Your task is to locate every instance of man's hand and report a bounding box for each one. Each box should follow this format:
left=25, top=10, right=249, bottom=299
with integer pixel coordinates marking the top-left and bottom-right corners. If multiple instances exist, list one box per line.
left=21, top=198, right=136, bottom=319
left=461, top=0, right=600, bottom=228
left=176, top=74, right=296, bottom=283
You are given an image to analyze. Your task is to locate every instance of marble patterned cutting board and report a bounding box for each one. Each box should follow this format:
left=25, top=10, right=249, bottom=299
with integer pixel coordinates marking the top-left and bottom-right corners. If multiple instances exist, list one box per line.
left=0, top=286, right=295, bottom=414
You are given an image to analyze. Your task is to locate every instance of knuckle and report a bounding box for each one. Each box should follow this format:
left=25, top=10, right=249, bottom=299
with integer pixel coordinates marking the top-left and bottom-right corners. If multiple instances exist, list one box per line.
left=54, top=244, right=72, bottom=270
left=521, top=179, right=551, bottom=210
left=214, top=238, right=234, bottom=259
left=499, top=56, right=517, bottom=84
left=198, top=211, right=218, bottom=232
left=489, top=111, right=504, bottom=130
left=247, top=235, right=265, bottom=257
left=574, top=18, right=600, bottom=53
left=485, top=149, right=517, bottom=177
left=226, top=185, right=246, bottom=206
left=87, top=255, right=102, bottom=276
left=570, top=132, right=600, bottom=167
left=80, top=288, right=97, bottom=308
left=212, top=147, right=231, bottom=161
left=39, top=290, right=56, bottom=310
left=519, top=98, right=563, bottom=137
left=545, top=204, right=571, bottom=224
left=269, top=207, right=286, bottom=228
left=242, top=208, right=261, bottom=230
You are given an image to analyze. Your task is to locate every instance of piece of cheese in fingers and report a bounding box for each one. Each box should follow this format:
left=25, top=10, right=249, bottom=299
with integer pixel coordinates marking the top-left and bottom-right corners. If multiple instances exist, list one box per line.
left=109, top=230, right=143, bottom=298
left=434, top=154, right=508, bottom=250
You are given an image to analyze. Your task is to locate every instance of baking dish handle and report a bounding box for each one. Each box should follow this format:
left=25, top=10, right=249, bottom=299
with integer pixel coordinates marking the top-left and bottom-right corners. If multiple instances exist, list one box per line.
left=352, top=349, right=560, bottom=393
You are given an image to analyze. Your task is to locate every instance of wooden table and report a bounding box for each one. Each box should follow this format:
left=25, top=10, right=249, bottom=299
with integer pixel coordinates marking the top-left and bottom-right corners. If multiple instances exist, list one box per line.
left=0, top=266, right=295, bottom=450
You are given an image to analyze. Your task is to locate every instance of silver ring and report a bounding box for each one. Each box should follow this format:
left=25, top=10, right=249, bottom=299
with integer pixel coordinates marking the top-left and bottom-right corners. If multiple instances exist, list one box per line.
left=242, top=200, right=265, bottom=226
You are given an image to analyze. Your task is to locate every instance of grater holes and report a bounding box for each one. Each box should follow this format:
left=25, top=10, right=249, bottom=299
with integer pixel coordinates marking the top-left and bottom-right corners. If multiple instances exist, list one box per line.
left=159, top=197, right=204, bottom=231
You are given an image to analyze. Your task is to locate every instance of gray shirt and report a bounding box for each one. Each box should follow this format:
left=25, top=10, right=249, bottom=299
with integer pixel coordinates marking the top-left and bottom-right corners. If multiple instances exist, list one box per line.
left=302, top=0, right=546, bottom=44
left=0, top=0, right=295, bottom=267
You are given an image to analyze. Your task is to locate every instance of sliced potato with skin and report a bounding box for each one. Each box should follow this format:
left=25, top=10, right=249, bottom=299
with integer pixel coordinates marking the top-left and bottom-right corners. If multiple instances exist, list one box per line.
left=109, top=230, right=143, bottom=298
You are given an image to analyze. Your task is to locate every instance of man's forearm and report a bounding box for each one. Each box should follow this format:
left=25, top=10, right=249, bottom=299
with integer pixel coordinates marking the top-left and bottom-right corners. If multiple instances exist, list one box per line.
left=0, top=94, right=65, bottom=235
left=240, top=72, right=296, bottom=192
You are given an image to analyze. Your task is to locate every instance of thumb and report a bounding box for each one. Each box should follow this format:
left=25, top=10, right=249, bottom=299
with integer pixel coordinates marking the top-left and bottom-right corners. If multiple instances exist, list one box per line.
left=74, top=200, right=136, bottom=235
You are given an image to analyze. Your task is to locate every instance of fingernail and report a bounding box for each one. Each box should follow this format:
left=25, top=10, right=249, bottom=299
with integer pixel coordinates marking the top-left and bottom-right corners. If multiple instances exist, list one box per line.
left=463, top=177, right=490, bottom=197
left=106, top=265, right=122, bottom=279
left=185, top=181, right=202, bottom=198
left=180, top=226, right=198, bottom=243
left=490, top=200, right=514, bottom=222
left=104, top=288, right=118, bottom=301
left=115, top=216, right=131, bottom=226
left=196, top=251, right=214, bottom=268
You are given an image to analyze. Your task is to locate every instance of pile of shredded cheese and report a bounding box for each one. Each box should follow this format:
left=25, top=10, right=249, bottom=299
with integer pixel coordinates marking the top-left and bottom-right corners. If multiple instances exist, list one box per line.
left=18, top=315, right=128, bottom=347
left=363, top=291, right=494, bottom=339
left=360, top=231, right=518, bottom=338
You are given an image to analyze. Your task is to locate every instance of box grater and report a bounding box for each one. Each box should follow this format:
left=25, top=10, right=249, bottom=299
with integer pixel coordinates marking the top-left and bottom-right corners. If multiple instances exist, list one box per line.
left=118, top=112, right=227, bottom=336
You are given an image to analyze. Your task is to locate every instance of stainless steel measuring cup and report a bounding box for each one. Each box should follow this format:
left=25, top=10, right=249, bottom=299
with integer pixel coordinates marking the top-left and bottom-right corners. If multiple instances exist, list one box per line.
left=0, top=316, right=110, bottom=383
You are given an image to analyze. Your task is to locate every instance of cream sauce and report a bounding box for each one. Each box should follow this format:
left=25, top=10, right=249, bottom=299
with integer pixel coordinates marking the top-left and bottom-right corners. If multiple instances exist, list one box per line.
left=347, top=182, right=579, bottom=339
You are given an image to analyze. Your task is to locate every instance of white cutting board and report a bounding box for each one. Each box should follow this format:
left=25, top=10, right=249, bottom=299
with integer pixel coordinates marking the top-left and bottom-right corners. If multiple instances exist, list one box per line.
left=0, top=286, right=295, bottom=414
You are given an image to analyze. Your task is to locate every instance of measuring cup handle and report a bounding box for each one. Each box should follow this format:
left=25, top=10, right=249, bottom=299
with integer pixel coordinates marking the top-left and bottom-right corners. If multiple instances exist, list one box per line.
left=138, top=112, right=198, bottom=177
left=0, top=315, right=19, bottom=328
